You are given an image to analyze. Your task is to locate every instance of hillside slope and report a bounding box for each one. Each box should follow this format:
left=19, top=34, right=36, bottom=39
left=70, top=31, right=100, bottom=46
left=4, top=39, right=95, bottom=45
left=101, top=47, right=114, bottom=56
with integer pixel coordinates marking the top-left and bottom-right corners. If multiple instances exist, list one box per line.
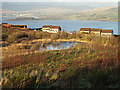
left=65, top=7, right=118, bottom=21
left=2, top=6, right=118, bottom=21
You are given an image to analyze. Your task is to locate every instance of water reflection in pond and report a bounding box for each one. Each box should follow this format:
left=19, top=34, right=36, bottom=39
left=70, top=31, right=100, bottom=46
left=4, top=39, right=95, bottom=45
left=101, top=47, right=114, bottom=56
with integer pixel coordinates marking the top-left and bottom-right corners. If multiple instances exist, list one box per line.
left=39, top=41, right=85, bottom=51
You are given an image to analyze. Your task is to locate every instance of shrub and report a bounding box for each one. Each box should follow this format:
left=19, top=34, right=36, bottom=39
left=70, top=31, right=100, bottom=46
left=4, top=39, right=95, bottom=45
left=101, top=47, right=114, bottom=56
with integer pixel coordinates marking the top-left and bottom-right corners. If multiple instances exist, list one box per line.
left=42, top=32, right=51, bottom=39
left=61, top=65, right=76, bottom=79
left=88, top=69, right=110, bottom=88
left=7, top=32, right=28, bottom=43
left=7, top=34, right=17, bottom=43
left=67, top=33, right=73, bottom=39
left=2, top=42, right=9, bottom=47
left=51, top=33, right=60, bottom=40
left=2, top=33, right=8, bottom=41
left=72, top=31, right=77, bottom=39
left=30, top=43, right=40, bottom=51
left=35, top=31, right=42, bottom=39
left=27, top=31, right=36, bottom=39
left=84, top=34, right=94, bottom=41
left=17, top=45, right=31, bottom=49
left=60, top=31, right=68, bottom=39
left=76, top=33, right=82, bottom=39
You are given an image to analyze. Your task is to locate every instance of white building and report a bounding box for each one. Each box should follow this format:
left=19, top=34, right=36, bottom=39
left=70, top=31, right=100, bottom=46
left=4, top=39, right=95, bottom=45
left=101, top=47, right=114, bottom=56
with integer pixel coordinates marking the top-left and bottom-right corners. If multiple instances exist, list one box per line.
left=42, top=25, right=61, bottom=33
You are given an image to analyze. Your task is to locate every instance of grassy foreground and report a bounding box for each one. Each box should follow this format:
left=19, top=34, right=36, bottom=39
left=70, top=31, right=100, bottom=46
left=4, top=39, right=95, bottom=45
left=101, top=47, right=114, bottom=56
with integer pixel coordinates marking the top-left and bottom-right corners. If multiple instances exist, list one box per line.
left=1, top=27, right=120, bottom=88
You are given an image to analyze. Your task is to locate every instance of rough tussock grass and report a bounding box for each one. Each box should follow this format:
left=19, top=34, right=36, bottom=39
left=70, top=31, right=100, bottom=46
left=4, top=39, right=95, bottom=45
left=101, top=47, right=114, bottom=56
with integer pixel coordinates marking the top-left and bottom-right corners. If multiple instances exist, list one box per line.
left=1, top=27, right=120, bottom=88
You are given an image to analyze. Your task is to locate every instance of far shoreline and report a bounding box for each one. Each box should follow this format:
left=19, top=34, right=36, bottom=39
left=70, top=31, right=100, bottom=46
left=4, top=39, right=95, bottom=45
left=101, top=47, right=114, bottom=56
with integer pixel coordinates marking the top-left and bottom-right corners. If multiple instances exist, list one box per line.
left=7, top=18, right=118, bottom=22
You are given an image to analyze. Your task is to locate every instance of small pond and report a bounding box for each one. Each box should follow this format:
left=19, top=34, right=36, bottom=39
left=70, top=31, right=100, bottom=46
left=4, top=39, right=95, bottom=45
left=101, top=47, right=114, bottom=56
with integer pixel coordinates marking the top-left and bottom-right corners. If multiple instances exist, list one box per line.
left=39, top=41, right=85, bottom=51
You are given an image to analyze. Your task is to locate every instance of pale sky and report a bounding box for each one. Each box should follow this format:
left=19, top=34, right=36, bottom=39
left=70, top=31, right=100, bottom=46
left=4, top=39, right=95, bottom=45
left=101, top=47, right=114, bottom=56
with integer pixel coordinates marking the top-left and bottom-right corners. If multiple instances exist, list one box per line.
left=1, top=0, right=120, bottom=2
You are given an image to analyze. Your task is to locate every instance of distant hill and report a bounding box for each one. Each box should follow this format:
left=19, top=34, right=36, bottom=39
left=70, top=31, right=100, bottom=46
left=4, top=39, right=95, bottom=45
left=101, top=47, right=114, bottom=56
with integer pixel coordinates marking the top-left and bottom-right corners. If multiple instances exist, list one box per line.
left=2, top=2, right=118, bottom=21
left=58, top=6, right=118, bottom=21
left=69, top=6, right=118, bottom=21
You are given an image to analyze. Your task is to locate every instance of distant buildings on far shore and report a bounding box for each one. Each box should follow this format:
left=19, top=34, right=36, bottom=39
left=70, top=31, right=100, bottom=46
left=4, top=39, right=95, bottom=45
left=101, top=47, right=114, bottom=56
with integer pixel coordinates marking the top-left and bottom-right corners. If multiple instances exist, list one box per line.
left=80, top=28, right=113, bottom=36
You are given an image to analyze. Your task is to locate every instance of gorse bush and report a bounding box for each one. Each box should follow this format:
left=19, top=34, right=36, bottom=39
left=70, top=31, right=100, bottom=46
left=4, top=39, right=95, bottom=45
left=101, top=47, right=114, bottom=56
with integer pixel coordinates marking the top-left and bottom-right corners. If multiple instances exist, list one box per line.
left=76, top=33, right=82, bottom=39
left=27, top=31, right=36, bottom=39
left=2, top=33, right=8, bottom=41
left=51, top=33, right=60, bottom=40
left=35, top=31, right=42, bottom=39
left=88, top=69, right=110, bottom=88
left=16, top=44, right=31, bottom=49
left=7, top=32, right=28, bottom=43
left=42, top=32, right=51, bottom=39
left=67, top=33, right=73, bottom=39
left=71, top=31, right=77, bottom=39
left=59, top=31, right=68, bottom=39
left=7, top=34, right=17, bottom=43
left=30, top=42, right=41, bottom=51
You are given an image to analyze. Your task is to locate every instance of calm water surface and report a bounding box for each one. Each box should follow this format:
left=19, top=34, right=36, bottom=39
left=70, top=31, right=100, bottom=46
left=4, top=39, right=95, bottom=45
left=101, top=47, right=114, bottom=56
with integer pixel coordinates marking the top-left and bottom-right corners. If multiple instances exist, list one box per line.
left=39, top=41, right=84, bottom=51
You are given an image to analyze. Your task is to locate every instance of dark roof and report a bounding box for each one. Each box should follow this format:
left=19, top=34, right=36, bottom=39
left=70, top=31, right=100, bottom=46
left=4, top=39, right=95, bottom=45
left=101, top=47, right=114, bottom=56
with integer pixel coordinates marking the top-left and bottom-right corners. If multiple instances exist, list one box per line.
left=42, top=25, right=52, bottom=28
left=101, top=30, right=113, bottom=33
left=51, top=26, right=60, bottom=29
left=42, top=25, right=60, bottom=29
left=91, top=28, right=101, bottom=31
left=80, top=28, right=91, bottom=31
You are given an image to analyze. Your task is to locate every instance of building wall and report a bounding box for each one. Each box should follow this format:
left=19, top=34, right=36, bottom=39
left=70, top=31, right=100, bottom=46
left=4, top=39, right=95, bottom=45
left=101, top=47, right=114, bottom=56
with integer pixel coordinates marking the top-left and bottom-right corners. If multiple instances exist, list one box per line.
left=101, top=33, right=112, bottom=35
left=47, top=29, right=58, bottom=33
left=51, top=28, right=59, bottom=33
left=91, top=31, right=100, bottom=34
left=42, top=28, right=51, bottom=32
left=42, top=27, right=60, bottom=33
left=80, top=31, right=90, bottom=33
